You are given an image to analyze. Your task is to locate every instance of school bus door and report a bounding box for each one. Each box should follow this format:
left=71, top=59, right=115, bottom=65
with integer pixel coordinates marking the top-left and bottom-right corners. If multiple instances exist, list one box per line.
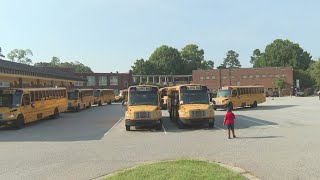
left=20, top=94, right=34, bottom=123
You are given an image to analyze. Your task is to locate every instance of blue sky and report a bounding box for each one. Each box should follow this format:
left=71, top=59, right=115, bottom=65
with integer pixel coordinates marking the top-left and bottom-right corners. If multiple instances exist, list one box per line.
left=1, top=0, right=319, bottom=73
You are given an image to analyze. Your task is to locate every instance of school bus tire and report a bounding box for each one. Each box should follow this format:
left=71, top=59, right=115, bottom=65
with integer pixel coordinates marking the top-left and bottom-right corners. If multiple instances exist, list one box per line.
left=253, top=101, right=257, bottom=108
left=209, top=119, right=214, bottom=128
left=155, top=120, right=163, bottom=130
left=14, top=115, right=25, bottom=129
left=88, top=102, right=92, bottom=108
left=107, top=100, right=111, bottom=105
left=126, top=125, right=131, bottom=131
left=52, top=108, right=60, bottom=119
left=227, top=102, right=233, bottom=110
left=98, top=101, right=102, bottom=106
left=76, top=104, right=81, bottom=112
left=177, top=118, right=185, bottom=129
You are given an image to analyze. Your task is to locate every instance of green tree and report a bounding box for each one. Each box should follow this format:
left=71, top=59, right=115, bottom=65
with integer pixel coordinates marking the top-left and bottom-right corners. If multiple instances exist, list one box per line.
left=250, top=49, right=262, bottom=65
left=35, top=57, right=93, bottom=73
left=148, top=45, right=184, bottom=75
left=222, top=50, right=241, bottom=68
left=131, top=58, right=155, bottom=75
left=0, top=47, right=5, bottom=58
left=275, top=77, right=285, bottom=97
left=293, top=69, right=314, bottom=88
left=253, top=39, right=312, bottom=70
left=180, top=44, right=214, bottom=73
left=60, top=61, right=93, bottom=73
left=308, top=59, right=320, bottom=88
left=7, top=49, right=33, bottom=64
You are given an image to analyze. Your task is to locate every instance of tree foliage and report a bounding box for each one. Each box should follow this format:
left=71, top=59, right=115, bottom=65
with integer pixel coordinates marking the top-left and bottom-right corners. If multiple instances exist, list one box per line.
left=250, top=49, right=262, bottom=65
left=7, top=49, right=33, bottom=65
left=253, top=39, right=312, bottom=70
left=308, top=59, right=320, bottom=87
left=131, top=44, right=214, bottom=75
left=148, top=45, right=183, bottom=75
left=293, top=69, right=314, bottom=88
left=34, top=56, right=93, bottom=73
left=221, top=50, right=241, bottom=68
left=181, top=44, right=214, bottom=73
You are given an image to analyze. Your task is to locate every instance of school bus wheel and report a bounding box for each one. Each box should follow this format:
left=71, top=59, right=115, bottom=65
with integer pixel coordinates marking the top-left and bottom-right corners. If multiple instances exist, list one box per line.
left=209, top=119, right=214, bottom=128
left=14, top=115, right=25, bottom=129
left=51, top=108, right=60, bottom=119
left=155, top=119, right=163, bottom=130
left=126, top=125, right=131, bottom=131
left=227, top=102, right=233, bottom=110
left=76, top=104, right=81, bottom=112
left=98, top=101, right=102, bottom=106
left=177, top=119, right=185, bottom=129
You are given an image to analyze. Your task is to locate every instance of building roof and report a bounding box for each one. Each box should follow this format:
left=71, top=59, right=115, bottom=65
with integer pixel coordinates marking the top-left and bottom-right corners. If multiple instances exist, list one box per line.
left=0, top=59, right=86, bottom=81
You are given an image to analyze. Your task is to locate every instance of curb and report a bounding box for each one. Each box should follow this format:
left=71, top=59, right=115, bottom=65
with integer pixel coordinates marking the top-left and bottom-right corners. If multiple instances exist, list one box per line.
left=216, top=162, right=260, bottom=180
left=92, top=159, right=260, bottom=180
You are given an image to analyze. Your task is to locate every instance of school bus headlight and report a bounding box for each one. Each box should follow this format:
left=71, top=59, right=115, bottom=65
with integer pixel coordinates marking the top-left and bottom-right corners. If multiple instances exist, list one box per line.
left=125, top=112, right=132, bottom=119
left=179, top=112, right=187, bottom=117
left=8, top=114, right=16, bottom=118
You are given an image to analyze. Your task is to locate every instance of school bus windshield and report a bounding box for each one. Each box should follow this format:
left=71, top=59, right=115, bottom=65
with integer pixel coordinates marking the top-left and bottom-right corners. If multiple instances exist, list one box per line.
left=68, top=92, right=78, bottom=100
left=180, top=89, right=209, bottom=104
left=128, top=91, right=158, bottom=106
left=217, top=90, right=232, bottom=97
left=94, top=91, right=100, bottom=97
left=0, top=93, right=21, bottom=107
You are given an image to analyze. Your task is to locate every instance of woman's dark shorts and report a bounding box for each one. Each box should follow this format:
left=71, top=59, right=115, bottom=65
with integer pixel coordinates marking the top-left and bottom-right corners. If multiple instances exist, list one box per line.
left=227, top=123, right=234, bottom=130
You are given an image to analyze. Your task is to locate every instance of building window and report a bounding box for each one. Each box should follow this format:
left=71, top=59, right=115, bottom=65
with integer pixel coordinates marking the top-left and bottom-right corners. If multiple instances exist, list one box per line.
left=110, top=76, right=118, bottom=86
left=275, top=74, right=280, bottom=78
left=231, top=76, right=235, bottom=79
left=98, top=76, right=108, bottom=86
left=200, top=76, right=204, bottom=80
left=87, top=76, right=96, bottom=86
left=282, top=74, right=285, bottom=77
left=205, top=76, right=210, bottom=80
left=268, top=75, right=273, bottom=77
left=262, top=74, right=266, bottom=78
left=211, top=75, right=216, bottom=79
left=223, top=76, right=227, bottom=79
left=249, top=75, right=254, bottom=78
left=74, top=81, right=83, bottom=86
left=124, top=81, right=128, bottom=88
left=242, top=75, right=247, bottom=79
left=256, top=75, right=260, bottom=78
left=236, top=81, right=240, bottom=86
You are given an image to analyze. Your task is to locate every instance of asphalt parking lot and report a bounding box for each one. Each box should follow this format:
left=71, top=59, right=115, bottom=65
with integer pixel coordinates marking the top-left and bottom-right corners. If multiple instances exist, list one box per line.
left=0, top=97, right=320, bottom=180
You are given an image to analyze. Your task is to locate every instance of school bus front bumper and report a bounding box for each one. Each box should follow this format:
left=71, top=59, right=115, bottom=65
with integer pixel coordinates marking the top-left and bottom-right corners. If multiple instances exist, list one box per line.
left=125, top=119, right=162, bottom=126
left=179, top=118, right=214, bottom=125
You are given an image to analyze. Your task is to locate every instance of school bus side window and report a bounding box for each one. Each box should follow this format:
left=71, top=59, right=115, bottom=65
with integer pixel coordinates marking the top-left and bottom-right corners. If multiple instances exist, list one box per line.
left=22, top=94, right=31, bottom=106
left=232, top=90, right=237, bottom=97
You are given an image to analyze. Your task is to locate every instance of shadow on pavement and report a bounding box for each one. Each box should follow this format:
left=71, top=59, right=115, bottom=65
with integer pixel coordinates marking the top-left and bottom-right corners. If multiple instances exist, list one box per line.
left=163, top=114, right=279, bottom=133
left=0, top=104, right=125, bottom=142
left=215, top=105, right=298, bottom=112
left=235, top=136, right=282, bottom=139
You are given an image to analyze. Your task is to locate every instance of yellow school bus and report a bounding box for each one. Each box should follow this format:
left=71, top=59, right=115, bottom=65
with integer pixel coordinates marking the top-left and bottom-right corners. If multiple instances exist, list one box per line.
left=67, top=89, right=94, bottom=111
left=159, top=87, right=168, bottom=110
left=125, top=85, right=162, bottom=131
left=167, top=84, right=215, bottom=129
left=94, top=89, right=115, bottom=106
left=213, top=86, right=266, bottom=110
left=115, top=89, right=128, bottom=102
left=0, top=87, right=68, bottom=129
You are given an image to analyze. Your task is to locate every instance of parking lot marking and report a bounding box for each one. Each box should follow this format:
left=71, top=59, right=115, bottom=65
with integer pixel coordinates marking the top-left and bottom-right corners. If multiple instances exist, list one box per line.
left=237, top=116, right=279, bottom=128
left=215, top=125, right=226, bottom=131
left=162, top=124, right=167, bottom=134
left=104, top=116, right=124, bottom=136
